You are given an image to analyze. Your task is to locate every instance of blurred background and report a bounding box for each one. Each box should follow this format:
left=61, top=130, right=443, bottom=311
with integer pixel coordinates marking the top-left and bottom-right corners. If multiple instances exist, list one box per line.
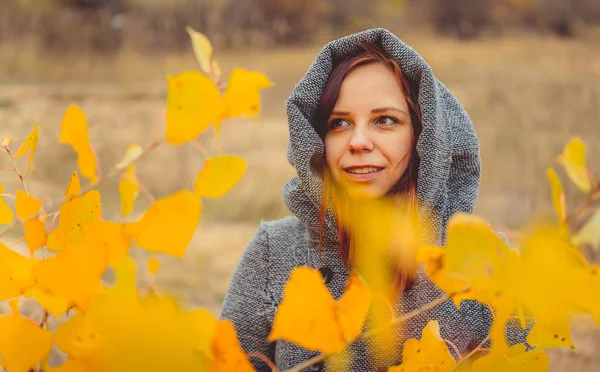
left=1, top=0, right=600, bottom=369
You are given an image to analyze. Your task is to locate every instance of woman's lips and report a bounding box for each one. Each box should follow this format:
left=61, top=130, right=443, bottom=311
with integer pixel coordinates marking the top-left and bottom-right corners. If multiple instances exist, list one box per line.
left=343, top=167, right=383, bottom=182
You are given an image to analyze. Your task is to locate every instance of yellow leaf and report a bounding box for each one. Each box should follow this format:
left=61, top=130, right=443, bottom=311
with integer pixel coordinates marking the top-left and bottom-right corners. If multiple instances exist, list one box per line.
left=194, top=155, right=246, bottom=198
left=224, top=68, right=273, bottom=118
left=125, top=190, right=202, bottom=258
left=165, top=71, right=227, bottom=145
left=212, top=320, right=256, bottom=372
left=33, top=241, right=108, bottom=309
left=119, top=177, right=138, bottom=217
left=0, top=242, right=35, bottom=299
left=572, top=211, right=600, bottom=251
left=14, top=122, right=39, bottom=172
left=29, top=286, right=71, bottom=318
left=15, top=189, right=42, bottom=220
left=1, top=137, right=12, bottom=147
left=268, top=266, right=372, bottom=355
left=526, top=316, right=575, bottom=350
left=23, top=218, right=46, bottom=255
left=546, top=167, right=566, bottom=222
left=558, top=137, right=591, bottom=192
left=117, top=145, right=141, bottom=215
left=468, top=344, right=549, bottom=372
left=59, top=105, right=98, bottom=183
left=185, top=26, right=213, bottom=74
left=389, top=320, right=456, bottom=372
left=82, top=219, right=132, bottom=267
left=0, top=185, right=14, bottom=224
left=0, top=307, right=53, bottom=372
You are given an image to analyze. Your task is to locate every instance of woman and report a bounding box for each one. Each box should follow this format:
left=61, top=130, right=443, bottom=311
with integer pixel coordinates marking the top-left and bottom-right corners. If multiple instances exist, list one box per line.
left=220, top=28, right=529, bottom=371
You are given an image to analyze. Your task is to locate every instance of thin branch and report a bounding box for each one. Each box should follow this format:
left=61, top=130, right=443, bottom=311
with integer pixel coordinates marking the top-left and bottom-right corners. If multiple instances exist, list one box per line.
left=0, top=194, right=15, bottom=199
left=5, top=146, right=28, bottom=194
left=247, top=352, right=279, bottom=372
left=190, top=139, right=209, bottom=158
left=8, top=237, right=24, bottom=248
left=443, top=339, right=463, bottom=361
left=136, top=180, right=156, bottom=204
left=0, top=137, right=164, bottom=239
left=0, top=167, right=15, bottom=171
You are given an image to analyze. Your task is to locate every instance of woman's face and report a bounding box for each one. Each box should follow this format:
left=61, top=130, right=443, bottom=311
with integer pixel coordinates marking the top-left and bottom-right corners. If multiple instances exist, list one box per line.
left=324, top=62, right=414, bottom=198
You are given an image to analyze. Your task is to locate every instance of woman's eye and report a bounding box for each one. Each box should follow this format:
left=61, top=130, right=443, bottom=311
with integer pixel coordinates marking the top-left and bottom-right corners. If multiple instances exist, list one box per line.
left=329, top=118, right=350, bottom=130
left=375, top=116, right=398, bottom=126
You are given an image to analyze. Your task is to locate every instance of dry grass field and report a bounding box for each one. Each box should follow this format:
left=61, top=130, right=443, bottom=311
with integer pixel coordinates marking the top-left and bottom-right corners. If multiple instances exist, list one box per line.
left=1, top=32, right=600, bottom=369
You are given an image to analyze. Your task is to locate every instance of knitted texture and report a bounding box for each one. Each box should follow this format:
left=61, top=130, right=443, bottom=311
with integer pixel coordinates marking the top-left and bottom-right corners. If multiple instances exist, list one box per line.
left=220, top=28, right=530, bottom=371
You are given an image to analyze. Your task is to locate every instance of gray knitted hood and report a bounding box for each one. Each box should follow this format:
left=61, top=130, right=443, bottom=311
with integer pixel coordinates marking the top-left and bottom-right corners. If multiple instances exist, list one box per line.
left=282, top=28, right=481, bottom=245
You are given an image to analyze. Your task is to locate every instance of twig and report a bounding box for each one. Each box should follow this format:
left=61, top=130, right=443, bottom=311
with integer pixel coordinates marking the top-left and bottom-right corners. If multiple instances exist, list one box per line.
left=247, top=352, right=279, bottom=372
left=5, top=146, right=28, bottom=194
left=190, top=139, right=209, bottom=158
left=284, top=286, right=470, bottom=372
left=136, top=180, right=156, bottom=204
left=0, top=194, right=15, bottom=199
left=0, top=137, right=164, bottom=239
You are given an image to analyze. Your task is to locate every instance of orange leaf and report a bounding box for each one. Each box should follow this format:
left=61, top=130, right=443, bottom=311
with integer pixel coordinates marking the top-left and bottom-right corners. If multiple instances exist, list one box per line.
left=33, top=241, right=108, bottom=309
left=194, top=155, right=246, bottom=198
left=125, top=190, right=202, bottom=258
left=23, top=218, right=46, bottom=255
left=0, top=305, right=53, bottom=372
left=212, top=320, right=255, bottom=372
left=268, top=266, right=372, bottom=355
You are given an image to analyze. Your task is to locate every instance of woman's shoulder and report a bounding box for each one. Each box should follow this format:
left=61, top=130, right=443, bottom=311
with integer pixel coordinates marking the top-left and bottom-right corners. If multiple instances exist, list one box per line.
left=243, top=216, right=310, bottom=258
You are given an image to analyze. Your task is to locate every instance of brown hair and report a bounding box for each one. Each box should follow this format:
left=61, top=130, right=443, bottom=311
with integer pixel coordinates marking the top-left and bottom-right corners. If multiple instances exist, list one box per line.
left=315, top=41, right=423, bottom=294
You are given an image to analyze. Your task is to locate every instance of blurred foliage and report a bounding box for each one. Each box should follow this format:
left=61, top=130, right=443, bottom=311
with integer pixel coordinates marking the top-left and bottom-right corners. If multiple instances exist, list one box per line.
left=1, top=0, right=600, bottom=54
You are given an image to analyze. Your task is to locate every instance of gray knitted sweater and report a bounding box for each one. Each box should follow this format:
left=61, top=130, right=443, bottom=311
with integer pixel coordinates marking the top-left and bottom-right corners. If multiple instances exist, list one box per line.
left=220, top=28, right=529, bottom=371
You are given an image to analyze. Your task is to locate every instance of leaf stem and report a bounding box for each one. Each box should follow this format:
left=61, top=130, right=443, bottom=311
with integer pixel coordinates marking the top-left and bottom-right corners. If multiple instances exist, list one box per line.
left=0, top=138, right=164, bottom=239
left=247, top=352, right=279, bottom=372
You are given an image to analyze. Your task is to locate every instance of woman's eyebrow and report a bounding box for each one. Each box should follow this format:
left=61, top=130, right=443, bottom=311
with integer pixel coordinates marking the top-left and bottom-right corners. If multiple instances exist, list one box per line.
left=330, top=111, right=352, bottom=116
left=371, top=107, right=409, bottom=116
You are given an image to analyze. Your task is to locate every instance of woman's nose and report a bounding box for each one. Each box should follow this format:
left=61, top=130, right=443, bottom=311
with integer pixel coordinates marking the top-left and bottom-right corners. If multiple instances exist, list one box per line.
left=348, top=127, right=374, bottom=154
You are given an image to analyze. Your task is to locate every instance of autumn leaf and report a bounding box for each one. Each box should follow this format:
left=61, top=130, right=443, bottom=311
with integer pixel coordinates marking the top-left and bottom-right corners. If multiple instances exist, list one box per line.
left=15, top=190, right=46, bottom=254
left=546, top=167, right=566, bottom=222
left=0, top=184, right=14, bottom=224
left=389, top=320, right=456, bottom=372
left=1, top=137, right=12, bottom=147
left=212, top=320, right=255, bottom=372
left=33, top=241, right=108, bottom=309
left=194, top=155, right=246, bottom=198
left=0, top=242, right=36, bottom=299
left=268, top=266, right=372, bottom=355
left=558, top=137, right=591, bottom=192
left=185, top=26, right=213, bottom=74
left=165, top=71, right=227, bottom=145
left=468, top=344, right=549, bottom=372
left=117, top=144, right=141, bottom=216
left=59, top=104, right=98, bottom=183
left=125, top=189, right=202, bottom=258
left=224, top=68, right=273, bottom=118
left=28, top=287, right=71, bottom=318
left=0, top=299, right=53, bottom=372
left=14, top=122, right=39, bottom=172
